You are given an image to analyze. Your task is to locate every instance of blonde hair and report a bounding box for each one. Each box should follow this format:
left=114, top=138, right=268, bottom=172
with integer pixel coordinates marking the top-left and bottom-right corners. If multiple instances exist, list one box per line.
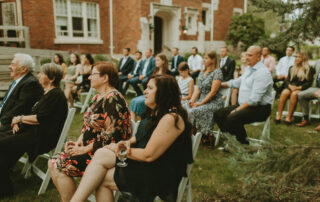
left=289, top=51, right=310, bottom=82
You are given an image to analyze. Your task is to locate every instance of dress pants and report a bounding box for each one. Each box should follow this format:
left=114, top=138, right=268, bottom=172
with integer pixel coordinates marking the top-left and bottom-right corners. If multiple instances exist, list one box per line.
left=191, top=71, right=200, bottom=84
left=214, top=104, right=271, bottom=144
left=118, top=75, right=129, bottom=93
left=298, top=87, right=320, bottom=118
left=128, top=76, right=143, bottom=96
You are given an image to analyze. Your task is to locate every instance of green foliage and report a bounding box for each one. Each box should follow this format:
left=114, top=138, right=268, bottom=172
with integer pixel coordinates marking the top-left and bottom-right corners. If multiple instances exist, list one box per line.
left=251, top=0, right=320, bottom=49
left=40, top=57, right=51, bottom=65
left=94, top=54, right=108, bottom=62
left=225, top=14, right=266, bottom=51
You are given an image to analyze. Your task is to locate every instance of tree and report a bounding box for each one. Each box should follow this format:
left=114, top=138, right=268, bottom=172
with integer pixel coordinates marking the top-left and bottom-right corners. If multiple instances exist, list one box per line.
left=225, top=14, right=266, bottom=51
left=251, top=0, right=320, bottom=49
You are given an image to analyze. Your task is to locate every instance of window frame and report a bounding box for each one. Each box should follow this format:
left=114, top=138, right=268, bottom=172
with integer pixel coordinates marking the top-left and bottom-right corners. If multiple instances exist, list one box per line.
left=53, top=0, right=102, bottom=44
left=184, top=7, right=199, bottom=35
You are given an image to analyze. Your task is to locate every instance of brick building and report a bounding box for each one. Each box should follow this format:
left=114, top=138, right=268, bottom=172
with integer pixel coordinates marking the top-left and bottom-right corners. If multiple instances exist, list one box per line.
left=0, top=0, right=246, bottom=55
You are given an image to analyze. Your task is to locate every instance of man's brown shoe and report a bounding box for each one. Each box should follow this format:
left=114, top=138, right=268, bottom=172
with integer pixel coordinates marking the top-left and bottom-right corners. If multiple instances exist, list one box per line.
left=296, top=120, right=309, bottom=127
left=315, top=124, right=320, bottom=131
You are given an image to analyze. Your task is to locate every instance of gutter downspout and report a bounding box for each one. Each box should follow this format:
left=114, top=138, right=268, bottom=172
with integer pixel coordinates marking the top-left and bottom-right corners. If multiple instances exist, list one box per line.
left=210, top=0, right=214, bottom=42
left=244, top=0, right=248, bottom=13
left=109, top=0, right=114, bottom=57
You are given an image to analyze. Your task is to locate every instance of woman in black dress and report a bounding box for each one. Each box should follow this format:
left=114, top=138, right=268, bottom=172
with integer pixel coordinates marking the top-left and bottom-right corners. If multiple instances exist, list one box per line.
left=70, top=74, right=193, bottom=202
left=0, top=63, right=68, bottom=197
left=49, top=62, right=131, bottom=202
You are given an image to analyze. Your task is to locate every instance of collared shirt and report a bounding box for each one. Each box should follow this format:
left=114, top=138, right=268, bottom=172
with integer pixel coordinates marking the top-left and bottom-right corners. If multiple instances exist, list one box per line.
left=0, top=74, right=26, bottom=113
left=187, top=54, right=203, bottom=71
left=132, top=59, right=142, bottom=75
left=228, top=61, right=274, bottom=106
left=275, top=56, right=295, bottom=77
left=174, top=55, right=178, bottom=69
left=261, top=55, right=276, bottom=73
left=142, top=57, right=151, bottom=76
left=220, top=56, right=228, bottom=67
left=120, top=56, right=128, bottom=70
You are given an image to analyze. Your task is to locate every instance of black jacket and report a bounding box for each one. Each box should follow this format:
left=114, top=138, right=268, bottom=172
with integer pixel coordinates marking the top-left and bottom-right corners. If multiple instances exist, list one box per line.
left=0, top=72, right=43, bottom=129
left=220, top=57, right=236, bottom=81
left=118, top=56, right=134, bottom=76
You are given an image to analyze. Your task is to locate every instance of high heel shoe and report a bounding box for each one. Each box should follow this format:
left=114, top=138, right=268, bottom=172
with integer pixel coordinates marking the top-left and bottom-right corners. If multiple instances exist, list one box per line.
left=274, top=118, right=281, bottom=124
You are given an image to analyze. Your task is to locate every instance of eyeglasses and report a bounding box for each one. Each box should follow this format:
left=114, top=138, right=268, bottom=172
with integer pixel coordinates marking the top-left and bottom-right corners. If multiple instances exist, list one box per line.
left=90, top=72, right=100, bottom=76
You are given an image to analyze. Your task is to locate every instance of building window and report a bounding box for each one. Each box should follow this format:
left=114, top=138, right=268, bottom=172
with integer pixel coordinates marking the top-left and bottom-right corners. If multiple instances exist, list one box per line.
left=233, top=8, right=243, bottom=16
left=53, top=0, right=102, bottom=44
left=201, top=3, right=213, bottom=31
left=160, top=0, right=172, bottom=5
left=184, top=8, right=198, bottom=35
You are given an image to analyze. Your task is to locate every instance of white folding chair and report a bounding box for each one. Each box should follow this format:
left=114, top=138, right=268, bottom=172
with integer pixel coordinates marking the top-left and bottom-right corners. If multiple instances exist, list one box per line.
left=308, top=99, right=320, bottom=120
left=74, top=87, right=95, bottom=113
left=18, top=108, right=76, bottom=195
left=248, top=90, right=276, bottom=144
left=176, top=132, right=202, bottom=202
left=212, top=88, right=232, bottom=147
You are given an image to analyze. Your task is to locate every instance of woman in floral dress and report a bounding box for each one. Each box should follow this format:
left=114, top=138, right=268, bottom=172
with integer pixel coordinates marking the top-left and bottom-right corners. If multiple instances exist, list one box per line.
left=49, top=62, right=131, bottom=202
left=184, top=51, right=224, bottom=136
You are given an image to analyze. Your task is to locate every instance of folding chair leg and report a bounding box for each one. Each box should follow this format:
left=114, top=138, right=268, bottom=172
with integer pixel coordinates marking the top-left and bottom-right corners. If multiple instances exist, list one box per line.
left=176, top=178, right=188, bottom=202
left=114, top=191, right=120, bottom=202
left=214, top=130, right=221, bottom=147
left=261, top=118, right=270, bottom=140
left=24, top=164, right=32, bottom=179
left=186, top=180, right=192, bottom=202
left=21, top=160, right=31, bottom=175
left=38, top=170, right=51, bottom=195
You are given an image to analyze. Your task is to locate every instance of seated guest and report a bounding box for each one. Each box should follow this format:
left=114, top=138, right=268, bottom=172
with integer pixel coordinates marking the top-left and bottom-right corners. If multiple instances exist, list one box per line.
left=0, top=53, right=43, bottom=134
left=62, top=53, right=81, bottom=107
left=75, top=53, right=94, bottom=93
left=130, top=53, right=171, bottom=121
left=231, top=52, right=247, bottom=105
left=183, top=51, right=224, bottom=137
left=0, top=63, right=67, bottom=197
left=54, top=53, right=68, bottom=78
left=261, top=46, right=276, bottom=73
left=296, top=59, right=320, bottom=127
left=178, top=62, right=194, bottom=105
left=219, top=46, right=235, bottom=82
left=69, top=74, right=193, bottom=202
left=49, top=62, right=131, bottom=202
left=128, top=49, right=155, bottom=96
left=273, top=46, right=295, bottom=96
left=188, top=47, right=203, bottom=83
left=117, top=48, right=134, bottom=93
left=214, top=46, right=273, bottom=144
left=170, top=47, right=184, bottom=76
left=275, top=52, right=313, bottom=124
left=122, top=51, right=143, bottom=95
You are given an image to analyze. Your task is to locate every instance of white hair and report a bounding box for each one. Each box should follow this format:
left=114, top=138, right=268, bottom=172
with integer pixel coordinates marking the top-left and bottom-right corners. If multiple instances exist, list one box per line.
left=14, top=53, right=35, bottom=72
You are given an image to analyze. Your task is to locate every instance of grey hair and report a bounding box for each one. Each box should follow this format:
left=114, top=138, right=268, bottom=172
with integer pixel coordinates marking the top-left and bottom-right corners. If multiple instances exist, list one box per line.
left=40, top=63, right=64, bottom=88
left=14, top=53, right=35, bottom=72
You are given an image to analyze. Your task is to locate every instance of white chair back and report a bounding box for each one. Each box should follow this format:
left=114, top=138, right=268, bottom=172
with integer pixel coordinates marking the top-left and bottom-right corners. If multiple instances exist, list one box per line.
left=219, top=87, right=231, bottom=107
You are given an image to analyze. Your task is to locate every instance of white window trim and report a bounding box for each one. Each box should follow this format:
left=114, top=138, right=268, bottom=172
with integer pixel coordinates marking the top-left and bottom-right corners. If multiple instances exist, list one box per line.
left=53, top=0, right=102, bottom=44
left=184, top=7, right=199, bottom=35
left=233, top=8, right=243, bottom=16
left=201, top=3, right=211, bottom=31
left=160, top=0, right=172, bottom=6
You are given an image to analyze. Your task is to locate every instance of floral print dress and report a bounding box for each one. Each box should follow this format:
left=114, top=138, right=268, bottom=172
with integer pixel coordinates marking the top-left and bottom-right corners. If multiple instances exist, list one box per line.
left=51, top=90, right=131, bottom=177
left=183, top=69, right=224, bottom=135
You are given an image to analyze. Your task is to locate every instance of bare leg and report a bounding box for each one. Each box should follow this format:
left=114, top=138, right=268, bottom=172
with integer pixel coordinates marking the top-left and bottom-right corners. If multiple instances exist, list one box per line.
left=64, top=83, right=75, bottom=107
left=95, top=168, right=118, bottom=202
left=276, top=89, right=291, bottom=120
left=231, top=88, right=239, bottom=106
left=48, top=160, right=76, bottom=202
left=286, top=90, right=301, bottom=122
left=70, top=148, right=117, bottom=202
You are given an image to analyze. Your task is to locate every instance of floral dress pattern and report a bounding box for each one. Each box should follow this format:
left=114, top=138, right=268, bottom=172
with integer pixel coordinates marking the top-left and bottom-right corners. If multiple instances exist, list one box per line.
left=51, top=90, right=131, bottom=177
left=183, top=69, right=224, bottom=135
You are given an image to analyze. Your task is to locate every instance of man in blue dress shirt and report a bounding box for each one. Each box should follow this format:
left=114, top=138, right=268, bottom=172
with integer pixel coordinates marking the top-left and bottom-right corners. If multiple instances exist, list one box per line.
left=214, top=46, right=274, bottom=144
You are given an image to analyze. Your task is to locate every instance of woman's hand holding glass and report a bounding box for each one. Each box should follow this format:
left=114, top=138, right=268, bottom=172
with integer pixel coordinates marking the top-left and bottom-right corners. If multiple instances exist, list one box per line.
left=116, top=140, right=130, bottom=167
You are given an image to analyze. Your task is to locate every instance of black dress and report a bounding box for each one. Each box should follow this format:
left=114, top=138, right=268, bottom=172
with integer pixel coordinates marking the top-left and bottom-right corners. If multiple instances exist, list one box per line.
left=0, top=88, right=68, bottom=195
left=284, top=66, right=314, bottom=91
left=114, top=114, right=193, bottom=202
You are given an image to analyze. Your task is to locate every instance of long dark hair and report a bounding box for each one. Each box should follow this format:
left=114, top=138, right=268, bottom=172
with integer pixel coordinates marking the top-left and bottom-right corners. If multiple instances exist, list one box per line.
left=85, top=53, right=94, bottom=65
left=54, top=53, right=65, bottom=65
left=152, top=53, right=169, bottom=75
left=142, top=74, right=191, bottom=135
left=71, top=53, right=81, bottom=65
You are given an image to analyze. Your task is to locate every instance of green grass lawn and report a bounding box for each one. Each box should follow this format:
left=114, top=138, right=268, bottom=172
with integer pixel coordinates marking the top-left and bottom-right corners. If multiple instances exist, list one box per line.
left=2, top=99, right=320, bottom=201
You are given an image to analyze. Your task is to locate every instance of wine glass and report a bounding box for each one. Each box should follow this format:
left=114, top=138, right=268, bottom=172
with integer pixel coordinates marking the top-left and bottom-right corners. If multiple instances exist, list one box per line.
left=117, top=143, right=128, bottom=167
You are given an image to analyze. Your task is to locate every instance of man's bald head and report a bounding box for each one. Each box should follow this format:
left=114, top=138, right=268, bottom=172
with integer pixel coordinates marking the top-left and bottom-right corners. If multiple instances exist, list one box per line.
left=246, top=45, right=262, bottom=67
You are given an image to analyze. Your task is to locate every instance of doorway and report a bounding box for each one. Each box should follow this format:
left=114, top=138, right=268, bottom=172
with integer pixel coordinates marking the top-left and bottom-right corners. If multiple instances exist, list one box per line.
left=154, top=16, right=163, bottom=55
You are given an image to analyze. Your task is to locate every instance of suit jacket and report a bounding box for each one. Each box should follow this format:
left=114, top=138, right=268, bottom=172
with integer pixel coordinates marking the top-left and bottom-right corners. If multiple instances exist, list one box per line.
left=170, top=55, right=184, bottom=70
left=0, top=72, right=44, bottom=128
left=131, top=60, right=143, bottom=77
left=118, top=56, right=134, bottom=76
left=220, top=57, right=236, bottom=81
left=139, top=56, right=156, bottom=77
left=312, top=59, right=320, bottom=87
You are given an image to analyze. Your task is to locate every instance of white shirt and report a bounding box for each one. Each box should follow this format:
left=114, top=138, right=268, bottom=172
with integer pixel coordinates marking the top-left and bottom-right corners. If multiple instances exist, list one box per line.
left=276, top=56, right=295, bottom=77
left=132, top=59, right=142, bottom=75
left=142, top=57, right=151, bottom=76
left=120, top=56, right=128, bottom=70
left=0, top=74, right=26, bottom=113
left=187, top=54, right=203, bottom=72
left=220, top=56, right=228, bottom=67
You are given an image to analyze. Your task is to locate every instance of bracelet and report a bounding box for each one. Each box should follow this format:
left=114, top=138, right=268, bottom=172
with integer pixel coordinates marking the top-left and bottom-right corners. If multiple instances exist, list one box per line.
left=19, top=115, right=24, bottom=123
